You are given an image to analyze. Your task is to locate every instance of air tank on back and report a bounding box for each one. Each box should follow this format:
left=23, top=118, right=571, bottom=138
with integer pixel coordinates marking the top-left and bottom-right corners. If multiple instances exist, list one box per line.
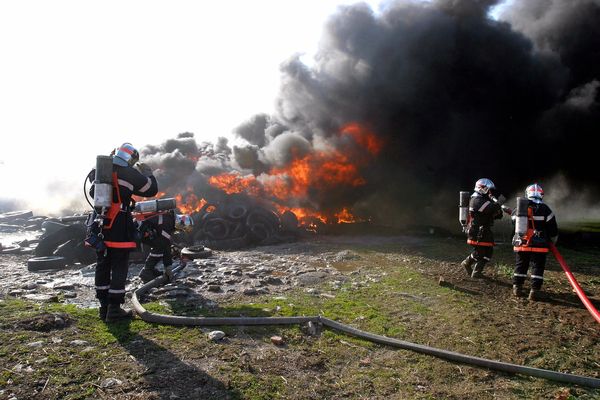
left=514, top=197, right=530, bottom=237
left=93, top=155, right=113, bottom=209
left=459, top=191, right=470, bottom=227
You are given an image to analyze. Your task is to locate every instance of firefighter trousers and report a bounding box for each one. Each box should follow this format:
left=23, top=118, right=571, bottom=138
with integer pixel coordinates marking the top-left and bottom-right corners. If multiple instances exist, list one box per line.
left=513, top=251, right=547, bottom=290
left=95, top=247, right=131, bottom=305
left=143, top=237, right=172, bottom=270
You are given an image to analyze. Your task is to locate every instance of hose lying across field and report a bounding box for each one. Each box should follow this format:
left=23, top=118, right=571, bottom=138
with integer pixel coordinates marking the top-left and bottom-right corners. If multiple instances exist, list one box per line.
left=131, top=264, right=600, bottom=389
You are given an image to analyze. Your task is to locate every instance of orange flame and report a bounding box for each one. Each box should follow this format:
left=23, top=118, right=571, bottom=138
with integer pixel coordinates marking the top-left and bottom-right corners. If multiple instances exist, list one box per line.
left=208, top=173, right=262, bottom=196
left=205, top=122, right=381, bottom=225
left=276, top=206, right=328, bottom=225
left=341, top=122, right=384, bottom=156
left=334, top=207, right=357, bottom=224
left=174, top=193, right=207, bottom=215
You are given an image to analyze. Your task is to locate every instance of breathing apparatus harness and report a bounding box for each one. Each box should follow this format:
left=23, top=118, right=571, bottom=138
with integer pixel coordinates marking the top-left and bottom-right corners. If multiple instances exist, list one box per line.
left=512, top=197, right=549, bottom=253
left=84, top=155, right=135, bottom=251
left=459, top=191, right=508, bottom=247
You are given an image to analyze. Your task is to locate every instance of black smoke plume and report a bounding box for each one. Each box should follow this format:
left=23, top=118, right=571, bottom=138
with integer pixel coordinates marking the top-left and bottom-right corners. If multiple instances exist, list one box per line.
left=141, top=0, right=600, bottom=227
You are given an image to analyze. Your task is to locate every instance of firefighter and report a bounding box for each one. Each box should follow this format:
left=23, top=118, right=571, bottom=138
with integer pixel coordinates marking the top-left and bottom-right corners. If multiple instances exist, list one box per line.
left=460, top=178, right=503, bottom=278
left=137, top=211, right=193, bottom=283
left=88, top=143, right=158, bottom=321
left=511, top=183, right=558, bottom=301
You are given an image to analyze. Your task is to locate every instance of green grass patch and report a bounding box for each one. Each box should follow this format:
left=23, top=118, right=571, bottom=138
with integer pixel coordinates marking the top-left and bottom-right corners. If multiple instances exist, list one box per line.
left=1, top=235, right=599, bottom=399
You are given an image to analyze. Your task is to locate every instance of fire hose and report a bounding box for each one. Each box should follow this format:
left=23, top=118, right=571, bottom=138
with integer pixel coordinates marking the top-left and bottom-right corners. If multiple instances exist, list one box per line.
left=131, top=265, right=600, bottom=388
left=498, top=203, right=599, bottom=324
left=549, top=243, right=600, bottom=324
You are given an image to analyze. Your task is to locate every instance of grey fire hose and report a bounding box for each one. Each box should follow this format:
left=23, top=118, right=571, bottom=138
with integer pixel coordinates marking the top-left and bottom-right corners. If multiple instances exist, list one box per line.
left=131, top=265, right=600, bottom=389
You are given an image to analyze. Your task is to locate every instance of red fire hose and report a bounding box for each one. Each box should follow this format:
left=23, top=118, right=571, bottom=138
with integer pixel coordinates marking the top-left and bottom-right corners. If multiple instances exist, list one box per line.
left=549, top=243, right=600, bottom=324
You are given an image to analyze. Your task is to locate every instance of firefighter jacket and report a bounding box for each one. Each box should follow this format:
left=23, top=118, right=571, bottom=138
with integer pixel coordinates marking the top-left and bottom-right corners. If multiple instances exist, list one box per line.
left=466, top=192, right=503, bottom=247
left=512, top=201, right=558, bottom=253
left=135, top=211, right=176, bottom=248
left=89, top=164, right=158, bottom=248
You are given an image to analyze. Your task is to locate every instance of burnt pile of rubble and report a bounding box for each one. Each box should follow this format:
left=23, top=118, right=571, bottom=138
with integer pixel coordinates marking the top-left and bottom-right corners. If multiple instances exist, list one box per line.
left=191, top=201, right=302, bottom=250
left=0, top=210, right=95, bottom=270
left=0, top=200, right=307, bottom=272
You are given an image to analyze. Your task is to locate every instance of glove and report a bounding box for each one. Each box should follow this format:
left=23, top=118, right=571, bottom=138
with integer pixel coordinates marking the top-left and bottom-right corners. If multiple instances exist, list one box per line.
left=501, top=205, right=513, bottom=215
left=136, top=162, right=153, bottom=177
left=492, top=194, right=506, bottom=205
left=163, top=265, right=174, bottom=282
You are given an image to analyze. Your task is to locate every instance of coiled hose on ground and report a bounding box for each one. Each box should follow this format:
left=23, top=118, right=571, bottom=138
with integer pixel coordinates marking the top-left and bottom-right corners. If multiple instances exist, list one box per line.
left=131, top=264, right=600, bottom=389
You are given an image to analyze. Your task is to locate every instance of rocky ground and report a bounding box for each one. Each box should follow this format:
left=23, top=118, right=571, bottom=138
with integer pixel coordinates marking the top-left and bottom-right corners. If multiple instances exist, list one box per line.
left=0, top=235, right=409, bottom=310
left=0, top=231, right=599, bottom=399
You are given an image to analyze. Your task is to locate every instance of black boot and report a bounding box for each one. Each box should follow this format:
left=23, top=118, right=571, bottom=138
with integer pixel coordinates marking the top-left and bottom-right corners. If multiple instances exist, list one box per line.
left=471, top=261, right=486, bottom=278
left=139, top=267, right=162, bottom=283
left=461, top=256, right=475, bottom=277
left=105, top=304, right=134, bottom=322
left=528, top=288, right=542, bottom=301
left=97, top=298, right=108, bottom=320
left=512, top=284, right=524, bottom=297
left=98, top=304, right=108, bottom=320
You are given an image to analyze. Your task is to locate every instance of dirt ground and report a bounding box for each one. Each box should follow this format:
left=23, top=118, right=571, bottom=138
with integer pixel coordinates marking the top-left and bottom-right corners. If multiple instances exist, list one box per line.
left=1, top=232, right=599, bottom=399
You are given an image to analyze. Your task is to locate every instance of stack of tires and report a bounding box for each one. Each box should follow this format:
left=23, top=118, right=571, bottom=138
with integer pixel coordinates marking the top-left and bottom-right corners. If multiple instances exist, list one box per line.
left=28, top=220, right=95, bottom=271
left=191, top=202, right=299, bottom=250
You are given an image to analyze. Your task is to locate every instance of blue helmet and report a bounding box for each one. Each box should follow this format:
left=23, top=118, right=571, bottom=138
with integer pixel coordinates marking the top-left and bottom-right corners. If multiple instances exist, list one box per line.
left=113, top=143, right=139, bottom=167
left=474, top=178, right=495, bottom=195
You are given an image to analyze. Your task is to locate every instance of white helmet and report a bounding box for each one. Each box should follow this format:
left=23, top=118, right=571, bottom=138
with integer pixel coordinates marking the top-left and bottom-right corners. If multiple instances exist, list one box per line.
left=175, top=214, right=194, bottom=233
left=113, top=143, right=139, bottom=167
left=474, top=178, right=495, bottom=195
left=526, top=183, right=544, bottom=203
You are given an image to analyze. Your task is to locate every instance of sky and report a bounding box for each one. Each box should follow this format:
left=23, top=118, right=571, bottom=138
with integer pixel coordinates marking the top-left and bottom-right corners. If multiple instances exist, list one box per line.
left=0, top=0, right=509, bottom=214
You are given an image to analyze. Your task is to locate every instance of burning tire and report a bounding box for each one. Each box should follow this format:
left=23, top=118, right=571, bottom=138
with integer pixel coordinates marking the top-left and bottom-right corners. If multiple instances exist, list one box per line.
left=229, top=222, right=247, bottom=238
left=280, top=210, right=299, bottom=232
left=27, top=256, right=68, bottom=271
left=195, top=202, right=217, bottom=221
left=204, top=218, right=230, bottom=240
left=246, top=208, right=280, bottom=227
left=181, top=245, right=213, bottom=259
left=248, top=223, right=272, bottom=242
left=227, top=204, right=248, bottom=220
left=246, top=209, right=279, bottom=244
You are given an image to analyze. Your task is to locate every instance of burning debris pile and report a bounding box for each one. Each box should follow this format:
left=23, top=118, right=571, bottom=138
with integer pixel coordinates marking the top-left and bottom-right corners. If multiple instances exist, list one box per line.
left=136, top=0, right=600, bottom=231
left=190, top=197, right=301, bottom=250
left=2, top=0, right=599, bottom=236
left=140, top=123, right=382, bottom=241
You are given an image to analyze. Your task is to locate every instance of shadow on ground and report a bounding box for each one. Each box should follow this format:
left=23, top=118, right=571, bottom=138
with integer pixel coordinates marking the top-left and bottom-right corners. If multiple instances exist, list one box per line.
left=107, top=319, right=241, bottom=400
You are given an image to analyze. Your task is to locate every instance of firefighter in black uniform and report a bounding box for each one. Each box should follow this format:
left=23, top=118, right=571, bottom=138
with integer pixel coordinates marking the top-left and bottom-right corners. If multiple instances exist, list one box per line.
left=460, top=178, right=503, bottom=278
left=136, top=211, right=193, bottom=283
left=511, top=183, right=558, bottom=301
left=88, top=143, right=158, bottom=321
